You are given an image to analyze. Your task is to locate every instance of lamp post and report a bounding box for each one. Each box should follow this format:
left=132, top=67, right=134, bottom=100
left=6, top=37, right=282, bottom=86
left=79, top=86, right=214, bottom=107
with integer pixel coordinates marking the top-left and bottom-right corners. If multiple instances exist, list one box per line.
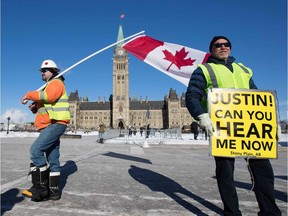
left=7, top=116, right=11, bottom=134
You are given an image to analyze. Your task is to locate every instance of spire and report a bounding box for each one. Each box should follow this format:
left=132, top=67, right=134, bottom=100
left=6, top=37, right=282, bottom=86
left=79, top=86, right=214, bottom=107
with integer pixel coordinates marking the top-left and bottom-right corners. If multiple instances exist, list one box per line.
left=116, top=24, right=124, bottom=48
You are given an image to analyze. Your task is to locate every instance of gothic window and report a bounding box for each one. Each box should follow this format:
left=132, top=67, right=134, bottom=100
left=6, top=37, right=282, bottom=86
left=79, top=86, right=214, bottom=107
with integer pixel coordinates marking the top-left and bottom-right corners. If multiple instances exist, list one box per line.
left=119, top=106, right=123, bottom=112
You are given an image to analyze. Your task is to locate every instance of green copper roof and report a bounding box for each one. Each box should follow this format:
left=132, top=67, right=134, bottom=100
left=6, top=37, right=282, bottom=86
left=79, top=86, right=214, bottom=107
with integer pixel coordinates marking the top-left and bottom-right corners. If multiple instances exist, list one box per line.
left=116, top=25, right=124, bottom=47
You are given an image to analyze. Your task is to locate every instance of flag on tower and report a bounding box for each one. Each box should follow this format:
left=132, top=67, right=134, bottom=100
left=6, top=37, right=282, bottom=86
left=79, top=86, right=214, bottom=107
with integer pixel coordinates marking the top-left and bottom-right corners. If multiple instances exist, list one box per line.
left=122, top=35, right=210, bottom=86
left=120, top=14, right=125, bottom=19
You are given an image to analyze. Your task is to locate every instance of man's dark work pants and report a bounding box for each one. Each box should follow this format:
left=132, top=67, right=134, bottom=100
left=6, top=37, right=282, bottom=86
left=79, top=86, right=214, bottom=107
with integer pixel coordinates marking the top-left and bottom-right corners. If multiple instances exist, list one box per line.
left=215, top=157, right=281, bottom=216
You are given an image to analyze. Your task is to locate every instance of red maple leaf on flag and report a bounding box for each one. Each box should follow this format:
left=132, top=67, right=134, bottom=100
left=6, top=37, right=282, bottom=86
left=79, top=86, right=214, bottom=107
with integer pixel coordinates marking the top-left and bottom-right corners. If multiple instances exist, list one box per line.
left=163, top=47, right=196, bottom=71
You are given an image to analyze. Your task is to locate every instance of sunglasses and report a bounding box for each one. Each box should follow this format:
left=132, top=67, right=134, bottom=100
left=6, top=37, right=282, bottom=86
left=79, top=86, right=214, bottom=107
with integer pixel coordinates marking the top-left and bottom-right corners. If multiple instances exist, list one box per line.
left=214, top=42, right=230, bottom=48
left=40, top=69, right=50, bottom=73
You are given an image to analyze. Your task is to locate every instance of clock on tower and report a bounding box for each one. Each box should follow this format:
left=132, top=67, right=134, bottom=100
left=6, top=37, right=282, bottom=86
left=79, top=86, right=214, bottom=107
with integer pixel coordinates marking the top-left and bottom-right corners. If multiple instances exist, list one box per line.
left=117, top=49, right=124, bottom=56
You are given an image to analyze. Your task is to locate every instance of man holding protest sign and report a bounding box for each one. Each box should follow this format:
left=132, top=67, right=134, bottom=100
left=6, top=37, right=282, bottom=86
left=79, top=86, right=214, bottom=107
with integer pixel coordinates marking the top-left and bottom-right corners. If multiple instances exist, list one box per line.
left=185, top=36, right=281, bottom=215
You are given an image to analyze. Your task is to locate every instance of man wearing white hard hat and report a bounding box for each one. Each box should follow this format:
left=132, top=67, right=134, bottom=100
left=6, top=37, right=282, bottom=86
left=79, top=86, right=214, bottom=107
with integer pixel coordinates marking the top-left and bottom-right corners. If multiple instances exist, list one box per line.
left=21, top=59, right=70, bottom=201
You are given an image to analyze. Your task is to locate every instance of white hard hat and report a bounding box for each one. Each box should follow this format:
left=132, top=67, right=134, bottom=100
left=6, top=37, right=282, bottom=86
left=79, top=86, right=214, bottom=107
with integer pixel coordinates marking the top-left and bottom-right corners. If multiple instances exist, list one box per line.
left=39, top=60, right=60, bottom=72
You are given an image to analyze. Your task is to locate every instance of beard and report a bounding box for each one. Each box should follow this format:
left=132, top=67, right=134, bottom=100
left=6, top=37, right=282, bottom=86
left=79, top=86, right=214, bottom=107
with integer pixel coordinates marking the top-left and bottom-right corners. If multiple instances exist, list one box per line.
left=42, top=75, right=46, bottom=81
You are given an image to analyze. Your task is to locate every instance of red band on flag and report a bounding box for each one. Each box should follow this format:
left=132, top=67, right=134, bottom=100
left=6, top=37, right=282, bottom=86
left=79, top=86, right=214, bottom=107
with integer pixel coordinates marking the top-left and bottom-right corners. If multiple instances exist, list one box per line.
left=202, top=53, right=211, bottom=63
left=123, top=36, right=164, bottom=61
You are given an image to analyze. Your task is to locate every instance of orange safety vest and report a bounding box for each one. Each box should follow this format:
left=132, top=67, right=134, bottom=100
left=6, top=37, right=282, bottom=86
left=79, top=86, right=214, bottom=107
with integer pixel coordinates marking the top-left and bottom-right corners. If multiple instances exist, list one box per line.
left=26, top=79, right=70, bottom=130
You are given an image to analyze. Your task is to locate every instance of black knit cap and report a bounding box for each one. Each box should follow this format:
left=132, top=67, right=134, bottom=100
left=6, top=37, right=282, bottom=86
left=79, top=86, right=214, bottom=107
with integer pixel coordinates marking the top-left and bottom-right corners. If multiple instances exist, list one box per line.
left=209, top=36, right=231, bottom=52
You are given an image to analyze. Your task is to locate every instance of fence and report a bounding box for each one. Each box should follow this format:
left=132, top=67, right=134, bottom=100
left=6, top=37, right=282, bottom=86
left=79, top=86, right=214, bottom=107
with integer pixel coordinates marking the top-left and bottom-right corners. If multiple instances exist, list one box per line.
left=103, top=129, right=121, bottom=139
left=102, top=128, right=183, bottom=144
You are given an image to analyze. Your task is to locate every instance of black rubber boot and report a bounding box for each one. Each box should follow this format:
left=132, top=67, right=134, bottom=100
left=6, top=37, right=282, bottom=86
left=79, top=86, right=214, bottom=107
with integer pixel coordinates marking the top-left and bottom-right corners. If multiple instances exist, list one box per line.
left=22, top=165, right=49, bottom=200
left=22, top=163, right=37, bottom=195
left=48, top=172, right=61, bottom=200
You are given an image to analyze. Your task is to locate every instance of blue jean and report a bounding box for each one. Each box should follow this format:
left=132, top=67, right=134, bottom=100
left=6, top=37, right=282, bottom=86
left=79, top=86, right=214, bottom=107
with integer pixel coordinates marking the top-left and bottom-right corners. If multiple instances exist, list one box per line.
left=99, top=132, right=104, bottom=140
left=30, top=123, right=67, bottom=172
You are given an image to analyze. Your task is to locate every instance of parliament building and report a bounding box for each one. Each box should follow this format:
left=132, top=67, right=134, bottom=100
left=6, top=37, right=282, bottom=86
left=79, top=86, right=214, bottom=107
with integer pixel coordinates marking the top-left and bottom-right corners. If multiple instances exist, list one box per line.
left=68, top=25, right=193, bottom=130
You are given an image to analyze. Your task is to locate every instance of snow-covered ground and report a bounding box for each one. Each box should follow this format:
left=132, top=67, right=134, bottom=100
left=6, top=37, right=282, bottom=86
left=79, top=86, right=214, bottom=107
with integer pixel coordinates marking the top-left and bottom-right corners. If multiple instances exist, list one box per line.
left=1, top=131, right=287, bottom=146
left=0, top=130, right=209, bottom=145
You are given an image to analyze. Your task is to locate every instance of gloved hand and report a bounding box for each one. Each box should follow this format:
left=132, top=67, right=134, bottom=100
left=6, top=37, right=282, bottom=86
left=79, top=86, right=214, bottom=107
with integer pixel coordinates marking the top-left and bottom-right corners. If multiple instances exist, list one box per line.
left=29, top=102, right=38, bottom=114
left=21, top=94, right=29, bottom=104
left=198, top=113, right=214, bottom=137
left=277, top=123, right=282, bottom=140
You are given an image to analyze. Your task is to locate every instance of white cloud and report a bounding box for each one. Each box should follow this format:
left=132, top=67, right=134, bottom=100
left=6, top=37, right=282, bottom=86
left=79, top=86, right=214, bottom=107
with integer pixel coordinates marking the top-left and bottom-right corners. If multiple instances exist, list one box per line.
left=1, top=109, right=30, bottom=124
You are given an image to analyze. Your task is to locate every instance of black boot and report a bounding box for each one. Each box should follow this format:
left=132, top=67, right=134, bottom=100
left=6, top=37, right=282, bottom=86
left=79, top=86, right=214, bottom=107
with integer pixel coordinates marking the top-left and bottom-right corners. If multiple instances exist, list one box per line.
left=22, top=163, right=37, bottom=195
left=22, top=165, right=49, bottom=200
left=48, top=172, right=61, bottom=200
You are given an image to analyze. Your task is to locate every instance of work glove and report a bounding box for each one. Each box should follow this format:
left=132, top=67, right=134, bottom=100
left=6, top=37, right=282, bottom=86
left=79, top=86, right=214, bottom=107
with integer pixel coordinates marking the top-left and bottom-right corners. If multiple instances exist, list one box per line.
left=277, top=123, right=281, bottom=140
left=198, top=113, right=214, bottom=137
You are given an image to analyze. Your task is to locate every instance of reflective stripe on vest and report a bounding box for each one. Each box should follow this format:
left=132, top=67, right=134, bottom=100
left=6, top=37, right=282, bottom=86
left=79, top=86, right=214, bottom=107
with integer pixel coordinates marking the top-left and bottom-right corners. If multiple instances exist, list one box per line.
left=42, top=79, right=70, bottom=120
left=37, top=107, right=47, bottom=114
left=40, top=92, right=68, bottom=103
left=199, top=62, right=252, bottom=89
left=198, top=62, right=253, bottom=113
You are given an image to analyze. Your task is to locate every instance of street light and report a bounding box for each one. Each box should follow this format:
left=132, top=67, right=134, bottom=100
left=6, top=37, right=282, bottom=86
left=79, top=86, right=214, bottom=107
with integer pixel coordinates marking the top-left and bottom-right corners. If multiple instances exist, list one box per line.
left=7, top=116, right=11, bottom=134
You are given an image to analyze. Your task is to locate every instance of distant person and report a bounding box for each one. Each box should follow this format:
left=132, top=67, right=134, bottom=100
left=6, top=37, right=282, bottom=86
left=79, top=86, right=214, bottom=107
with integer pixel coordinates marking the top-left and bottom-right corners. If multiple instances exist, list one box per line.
left=98, top=123, right=106, bottom=143
left=21, top=59, right=70, bottom=201
left=128, top=125, right=133, bottom=137
left=185, top=36, right=281, bottom=215
left=190, top=121, right=199, bottom=140
left=133, top=127, right=137, bottom=136
left=140, top=127, right=144, bottom=137
left=146, top=124, right=150, bottom=138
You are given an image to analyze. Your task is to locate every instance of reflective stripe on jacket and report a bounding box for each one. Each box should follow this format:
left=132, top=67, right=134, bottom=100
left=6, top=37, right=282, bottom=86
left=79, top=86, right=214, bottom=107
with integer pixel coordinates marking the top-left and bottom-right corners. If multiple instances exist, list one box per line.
left=42, top=79, right=70, bottom=121
left=26, top=78, right=70, bottom=130
left=34, top=103, right=51, bottom=130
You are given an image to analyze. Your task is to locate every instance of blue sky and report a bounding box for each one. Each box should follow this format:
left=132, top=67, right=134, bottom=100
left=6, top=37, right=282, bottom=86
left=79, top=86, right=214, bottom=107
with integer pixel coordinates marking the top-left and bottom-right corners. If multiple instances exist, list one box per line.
left=1, top=0, right=287, bottom=123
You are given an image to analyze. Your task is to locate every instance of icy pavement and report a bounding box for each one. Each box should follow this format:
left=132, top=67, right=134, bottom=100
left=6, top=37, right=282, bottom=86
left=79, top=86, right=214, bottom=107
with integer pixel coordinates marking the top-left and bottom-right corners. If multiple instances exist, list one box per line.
left=1, top=132, right=287, bottom=215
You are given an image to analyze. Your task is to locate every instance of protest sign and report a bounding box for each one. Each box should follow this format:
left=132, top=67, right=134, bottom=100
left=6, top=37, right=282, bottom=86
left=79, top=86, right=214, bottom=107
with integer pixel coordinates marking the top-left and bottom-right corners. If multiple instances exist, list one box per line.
left=208, top=89, right=278, bottom=158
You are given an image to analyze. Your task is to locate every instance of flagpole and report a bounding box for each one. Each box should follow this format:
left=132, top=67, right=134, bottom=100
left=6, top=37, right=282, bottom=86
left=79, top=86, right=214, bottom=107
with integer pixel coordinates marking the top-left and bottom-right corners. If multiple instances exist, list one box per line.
left=35, top=30, right=145, bottom=92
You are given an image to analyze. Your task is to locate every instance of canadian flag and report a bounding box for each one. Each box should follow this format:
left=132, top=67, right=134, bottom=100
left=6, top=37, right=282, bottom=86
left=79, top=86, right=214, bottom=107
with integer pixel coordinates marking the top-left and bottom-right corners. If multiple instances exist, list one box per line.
left=122, top=35, right=210, bottom=86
